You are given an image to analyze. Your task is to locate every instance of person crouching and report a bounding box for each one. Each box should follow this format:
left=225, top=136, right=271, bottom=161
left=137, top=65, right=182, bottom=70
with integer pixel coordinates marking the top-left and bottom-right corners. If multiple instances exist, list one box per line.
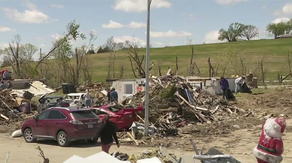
left=99, top=114, right=120, bottom=153
left=253, top=117, right=286, bottom=163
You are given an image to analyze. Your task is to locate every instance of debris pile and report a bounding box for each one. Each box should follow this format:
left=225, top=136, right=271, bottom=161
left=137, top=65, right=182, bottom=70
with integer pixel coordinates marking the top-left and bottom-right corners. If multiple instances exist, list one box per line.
left=124, top=74, right=245, bottom=138
left=111, top=140, right=242, bottom=163
left=126, top=148, right=177, bottom=163
left=0, top=89, right=36, bottom=130
left=0, top=89, right=18, bottom=121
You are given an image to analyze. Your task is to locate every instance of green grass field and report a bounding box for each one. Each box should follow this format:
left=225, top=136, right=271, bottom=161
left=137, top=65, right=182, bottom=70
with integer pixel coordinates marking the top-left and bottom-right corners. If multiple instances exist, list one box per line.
left=87, top=38, right=292, bottom=82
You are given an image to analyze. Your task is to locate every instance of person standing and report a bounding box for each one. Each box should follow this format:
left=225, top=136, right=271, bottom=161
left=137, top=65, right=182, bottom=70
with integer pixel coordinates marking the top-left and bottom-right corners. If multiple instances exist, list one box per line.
left=235, top=76, right=245, bottom=93
left=99, top=114, right=120, bottom=153
left=110, top=87, right=118, bottom=103
left=253, top=117, right=286, bottom=163
left=83, top=89, right=92, bottom=108
left=220, top=77, right=229, bottom=100
left=1, top=69, right=11, bottom=80
left=6, top=80, right=12, bottom=89
left=107, top=88, right=111, bottom=104
left=0, top=81, right=6, bottom=90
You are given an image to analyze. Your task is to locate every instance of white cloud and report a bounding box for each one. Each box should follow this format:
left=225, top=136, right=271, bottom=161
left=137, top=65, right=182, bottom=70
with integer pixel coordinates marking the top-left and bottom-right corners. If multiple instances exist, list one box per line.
left=152, top=42, right=174, bottom=47
left=0, top=26, right=11, bottom=32
left=274, top=3, right=292, bottom=16
left=262, top=6, right=266, bottom=10
left=128, top=22, right=146, bottom=28
left=0, top=43, right=9, bottom=49
left=182, top=12, right=195, bottom=20
left=102, top=20, right=146, bottom=29
left=272, top=17, right=290, bottom=24
left=2, top=2, right=49, bottom=24
left=51, top=33, right=64, bottom=40
left=282, top=3, right=292, bottom=15
left=40, top=44, right=45, bottom=47
left=204, top=30, right=224, bottom=43
left=215, top=0, right=248, bottom=5
left=150, top=30, right=192, bottom=38
left=51, top=4, right=64, bottom=9
left=113, top=36, right=146, bottom=46
left=113, top=0, right=171, bottom=12
left=102, top=20, right=124, bottom=28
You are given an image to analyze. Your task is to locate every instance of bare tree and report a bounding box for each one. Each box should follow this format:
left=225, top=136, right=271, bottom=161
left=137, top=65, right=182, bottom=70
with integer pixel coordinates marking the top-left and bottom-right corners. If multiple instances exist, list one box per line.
left=0, top=35, right=38, bottom=78
left=259, top=57, right=266, bottom=87
left=127, top=40, right=145, bottom=78
left=8, top=35, right=21, bottom=77
left=186, top=38, right=200, bottom=76
left=67, top=31, right=96, bottom=85
left=126, top=38, right=155, bottom=78
left=105, top=36, right=117, bottom=79
left=119, top=65, right=124, bottom=79
left=207, top=57, right=216, bottom=77
left=243, top=25, right=259, bottom=40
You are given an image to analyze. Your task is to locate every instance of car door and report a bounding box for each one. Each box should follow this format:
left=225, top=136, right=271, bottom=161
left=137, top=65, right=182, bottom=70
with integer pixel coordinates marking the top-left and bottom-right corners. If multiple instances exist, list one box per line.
left=47, top=110, right=67, bottom=137
left=34, top=110, right=51, bottom=136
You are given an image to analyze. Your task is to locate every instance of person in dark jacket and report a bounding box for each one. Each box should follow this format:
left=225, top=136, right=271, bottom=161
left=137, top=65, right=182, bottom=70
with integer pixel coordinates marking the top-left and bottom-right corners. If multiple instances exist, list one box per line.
left=220, top=76, right=229, bottom=100
left=99, top=114, right=120, bottom=153
left=110, top=87, right=118, bottom=103
left=107, top=89, right=111, bottom=103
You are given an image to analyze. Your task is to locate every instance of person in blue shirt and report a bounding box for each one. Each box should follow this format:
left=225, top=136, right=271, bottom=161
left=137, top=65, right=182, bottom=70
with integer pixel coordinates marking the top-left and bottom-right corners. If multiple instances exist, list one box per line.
left=220, top=76, right=229, bottom=100
left=110, top=87, right=118, bottom=103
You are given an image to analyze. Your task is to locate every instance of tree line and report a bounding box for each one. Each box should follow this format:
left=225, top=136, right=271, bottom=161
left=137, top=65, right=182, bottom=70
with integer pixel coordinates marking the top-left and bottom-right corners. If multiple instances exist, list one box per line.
left=218, top=18, right=292, bottom=42
left=0, top=20, right=94, bottom=87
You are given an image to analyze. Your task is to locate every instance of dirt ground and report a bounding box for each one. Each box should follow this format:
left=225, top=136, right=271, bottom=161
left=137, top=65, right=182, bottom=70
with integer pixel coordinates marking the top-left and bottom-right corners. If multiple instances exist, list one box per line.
left=0, top=88, right=292, bottom=163
left=0, top=119, right=291, bottom=163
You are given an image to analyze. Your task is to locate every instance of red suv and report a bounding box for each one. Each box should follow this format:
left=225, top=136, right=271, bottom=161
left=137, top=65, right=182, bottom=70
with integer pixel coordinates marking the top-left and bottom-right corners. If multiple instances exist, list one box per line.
left=21, top=107, right=103, bottom=147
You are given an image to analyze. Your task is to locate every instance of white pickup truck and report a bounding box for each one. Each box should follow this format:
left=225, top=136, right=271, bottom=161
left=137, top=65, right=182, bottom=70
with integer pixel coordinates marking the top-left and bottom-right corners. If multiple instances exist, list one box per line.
left=64, top=93, right=97, bottom=107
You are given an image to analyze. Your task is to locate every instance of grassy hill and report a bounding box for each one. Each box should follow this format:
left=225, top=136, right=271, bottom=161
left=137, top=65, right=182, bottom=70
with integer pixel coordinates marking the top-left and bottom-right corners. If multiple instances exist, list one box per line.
left=88, top=38, right=292, bottom=82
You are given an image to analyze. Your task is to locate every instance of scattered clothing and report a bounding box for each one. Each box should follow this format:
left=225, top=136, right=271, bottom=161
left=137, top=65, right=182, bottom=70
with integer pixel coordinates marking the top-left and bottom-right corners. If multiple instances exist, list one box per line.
left=253, top=118, right=286, bottom=163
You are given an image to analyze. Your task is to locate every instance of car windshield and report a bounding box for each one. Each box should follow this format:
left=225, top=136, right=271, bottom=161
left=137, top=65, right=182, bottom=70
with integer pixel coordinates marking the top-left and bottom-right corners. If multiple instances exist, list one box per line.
left=108, top=105, right=123, bottom=113
left=72, top=110, right=97, bottom=119
left=46, top=97, right=63, bottom=103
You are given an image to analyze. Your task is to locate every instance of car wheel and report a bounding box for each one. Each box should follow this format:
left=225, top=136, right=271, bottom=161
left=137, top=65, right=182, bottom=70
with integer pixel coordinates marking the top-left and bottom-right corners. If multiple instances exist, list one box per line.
left=57, top=131, right=70, bottom=147
left=86, top=137, right=98, bottom=144
left=23, top=128, right=36, bottom=143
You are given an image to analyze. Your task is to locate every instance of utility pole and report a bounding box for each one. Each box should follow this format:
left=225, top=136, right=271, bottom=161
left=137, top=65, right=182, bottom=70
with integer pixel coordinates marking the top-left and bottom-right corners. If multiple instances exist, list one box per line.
left=144, top=0, right=152, bottom=136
